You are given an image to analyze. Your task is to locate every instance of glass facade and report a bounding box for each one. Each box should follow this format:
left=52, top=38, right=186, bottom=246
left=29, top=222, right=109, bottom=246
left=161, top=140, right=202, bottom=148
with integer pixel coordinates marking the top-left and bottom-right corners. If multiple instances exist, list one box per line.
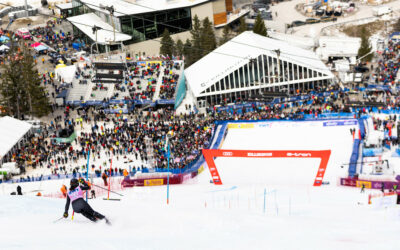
left=71, top=0, right=90, bottom=16
left=70, top=1, right=192, bottom=45
left=120, top=8, right=192, bottom=44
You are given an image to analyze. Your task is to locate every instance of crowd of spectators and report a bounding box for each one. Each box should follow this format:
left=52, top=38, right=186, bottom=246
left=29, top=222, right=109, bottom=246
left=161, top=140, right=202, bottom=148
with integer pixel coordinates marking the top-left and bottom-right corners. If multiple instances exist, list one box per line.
left=4, top=25, right=400, bottom=183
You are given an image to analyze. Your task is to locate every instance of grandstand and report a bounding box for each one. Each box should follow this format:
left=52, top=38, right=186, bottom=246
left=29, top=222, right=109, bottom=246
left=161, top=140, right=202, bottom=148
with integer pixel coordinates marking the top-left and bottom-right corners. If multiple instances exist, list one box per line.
left=64, top=59, right=184, bottom=106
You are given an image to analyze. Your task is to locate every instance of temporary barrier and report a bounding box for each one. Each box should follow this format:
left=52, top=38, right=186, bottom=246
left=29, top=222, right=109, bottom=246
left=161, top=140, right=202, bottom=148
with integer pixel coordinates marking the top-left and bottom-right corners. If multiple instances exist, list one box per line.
left=202, top=149, right=331, bottom=186
left=348, top=139, right=361, bottom=177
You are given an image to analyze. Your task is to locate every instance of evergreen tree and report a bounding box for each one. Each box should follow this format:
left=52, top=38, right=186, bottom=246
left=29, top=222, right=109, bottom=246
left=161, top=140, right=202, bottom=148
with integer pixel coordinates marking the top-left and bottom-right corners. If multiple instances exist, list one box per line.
left=200, top=17, right=217, bottom=57
left=238, top=17, right=247, bottom=34
left=219, top=25, right=231, bottom=46
left=0, top=44, right=24, bottom=118
left=190, top=15, right=202, bottom=63
left=0, top=43, right=51, bottom=118
left=183, top=39, right=193, bottom=66
left=253, top=14, right=267, bottom=37
left=357, top=27, right=373, bottom=63
left=21, top=46, right=51, bottom=117
left=175, top=39, right=184, bottom=58
left=159, top=29, right=175, bottom=57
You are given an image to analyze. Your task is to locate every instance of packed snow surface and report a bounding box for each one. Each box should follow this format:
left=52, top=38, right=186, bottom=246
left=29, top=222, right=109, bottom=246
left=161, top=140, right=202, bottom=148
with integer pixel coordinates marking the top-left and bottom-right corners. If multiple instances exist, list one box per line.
left=1, top=120, right=400, bottom=250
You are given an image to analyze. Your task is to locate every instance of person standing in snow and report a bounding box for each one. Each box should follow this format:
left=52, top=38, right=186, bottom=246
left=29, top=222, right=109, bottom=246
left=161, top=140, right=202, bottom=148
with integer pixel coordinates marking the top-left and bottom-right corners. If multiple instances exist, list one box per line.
left=63, top=178, right=110, bottom=224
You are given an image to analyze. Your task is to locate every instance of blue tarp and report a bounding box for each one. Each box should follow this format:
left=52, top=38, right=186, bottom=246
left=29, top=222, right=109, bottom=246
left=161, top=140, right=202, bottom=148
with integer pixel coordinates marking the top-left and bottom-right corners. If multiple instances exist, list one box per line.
left=72, top=42, right=84, bottom=50
left=56, top=89, right=68, bottom=98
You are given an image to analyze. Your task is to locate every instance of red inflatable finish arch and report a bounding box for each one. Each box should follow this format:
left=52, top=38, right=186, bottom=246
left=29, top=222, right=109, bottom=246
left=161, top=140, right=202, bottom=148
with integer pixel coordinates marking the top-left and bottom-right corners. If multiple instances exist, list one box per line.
left=202, top=149, right=331, bottom=186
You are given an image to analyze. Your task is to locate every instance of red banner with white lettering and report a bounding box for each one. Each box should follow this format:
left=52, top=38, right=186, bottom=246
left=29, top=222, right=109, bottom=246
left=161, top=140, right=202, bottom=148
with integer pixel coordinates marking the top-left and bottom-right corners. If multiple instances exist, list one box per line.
left=202, top=149, right=331, bottom=186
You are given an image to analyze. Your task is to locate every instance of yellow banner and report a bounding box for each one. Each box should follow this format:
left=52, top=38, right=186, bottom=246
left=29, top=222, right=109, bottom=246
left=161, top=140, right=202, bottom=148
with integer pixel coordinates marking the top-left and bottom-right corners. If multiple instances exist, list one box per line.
left=228, top=123, right=254, bottom=129
left=356, top=180, right=371, bottom=189
left=144, top=179, right=164, bottom=186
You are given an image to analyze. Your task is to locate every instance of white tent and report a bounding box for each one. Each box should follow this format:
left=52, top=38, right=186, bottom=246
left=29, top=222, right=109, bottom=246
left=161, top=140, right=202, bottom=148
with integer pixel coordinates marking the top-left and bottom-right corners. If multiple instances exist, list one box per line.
left=55, top=65, right=76, bottom=84
left=0, top=116, right=32, bottom=160
left=0, top=44, right=9, bottom=51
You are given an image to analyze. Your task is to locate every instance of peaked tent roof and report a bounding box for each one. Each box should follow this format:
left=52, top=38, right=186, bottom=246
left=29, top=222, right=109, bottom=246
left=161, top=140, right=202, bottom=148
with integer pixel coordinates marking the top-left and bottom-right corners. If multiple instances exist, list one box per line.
left=185, top=31, right=334, bottom=96
left=67, top=13, right=132, bottom=44
left=80, top=0, right=210, bottom=17
left=0, top=116, right=32, bottom=159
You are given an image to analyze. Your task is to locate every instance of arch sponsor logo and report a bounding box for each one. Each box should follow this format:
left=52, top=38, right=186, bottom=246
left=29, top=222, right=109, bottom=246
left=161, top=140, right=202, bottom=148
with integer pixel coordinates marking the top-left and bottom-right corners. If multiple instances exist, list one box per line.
left=286, top=152, right=312, bottom=157
left=247, top=152, right=273, bottom=157
left=222, top=152, right=233, bottom=156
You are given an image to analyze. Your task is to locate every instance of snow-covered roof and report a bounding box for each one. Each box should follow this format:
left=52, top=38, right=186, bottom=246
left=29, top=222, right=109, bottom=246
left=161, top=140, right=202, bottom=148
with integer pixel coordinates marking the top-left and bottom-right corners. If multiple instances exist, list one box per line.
left=268, top=31, right=316, bottom=50
left=317, top=36, right=361, bottom=59
left=67, top=13, right=132, bottom=44
left=80, top=0, right=210, bottom=17
left=0, top=116, right=32, bottom=159
left=56, top=3, right=73, bottom=10
left=185, top=31, right=333, bottom=97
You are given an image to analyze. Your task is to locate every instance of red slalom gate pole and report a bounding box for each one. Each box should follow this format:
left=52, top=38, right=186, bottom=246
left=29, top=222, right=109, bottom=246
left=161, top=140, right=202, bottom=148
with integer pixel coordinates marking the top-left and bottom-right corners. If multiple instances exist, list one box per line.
left=108, top=151, right=113, bottom=200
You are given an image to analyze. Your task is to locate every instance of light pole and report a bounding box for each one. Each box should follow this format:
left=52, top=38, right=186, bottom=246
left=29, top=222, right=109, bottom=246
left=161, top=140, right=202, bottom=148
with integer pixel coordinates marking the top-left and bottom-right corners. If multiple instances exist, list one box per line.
left=91, top=25, right=102, bottom=58
left=101, top=5, right=116, bottom=44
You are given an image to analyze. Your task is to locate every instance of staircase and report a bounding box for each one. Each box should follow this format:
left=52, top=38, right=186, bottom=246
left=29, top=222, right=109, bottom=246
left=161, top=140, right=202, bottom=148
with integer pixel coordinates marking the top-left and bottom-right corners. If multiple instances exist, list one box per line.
left=66, top=81, right=93, bottom=102
left=152, top=70, right=165, bottom=101
left=144, top=136, right=155, bottom=168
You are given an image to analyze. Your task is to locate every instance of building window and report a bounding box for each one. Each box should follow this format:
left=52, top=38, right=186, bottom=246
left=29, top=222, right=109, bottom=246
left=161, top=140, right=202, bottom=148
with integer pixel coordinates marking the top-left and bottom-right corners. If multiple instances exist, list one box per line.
left=219, top=79, right=223, bottom=91
left=234, top=70, right=239, bottom=88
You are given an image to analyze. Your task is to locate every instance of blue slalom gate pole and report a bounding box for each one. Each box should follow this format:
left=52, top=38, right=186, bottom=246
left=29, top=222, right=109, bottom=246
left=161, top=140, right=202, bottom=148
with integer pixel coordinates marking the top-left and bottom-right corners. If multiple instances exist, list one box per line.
left=167, top=143, right=170, bottom=205
left=263, top=188, right=266, bottom=214
left=86, top=149, right=90, bottom=202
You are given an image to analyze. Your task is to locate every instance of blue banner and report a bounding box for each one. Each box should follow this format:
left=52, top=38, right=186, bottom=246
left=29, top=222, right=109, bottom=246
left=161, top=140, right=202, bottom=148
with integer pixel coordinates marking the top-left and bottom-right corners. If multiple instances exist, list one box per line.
left=156, top=99, right=175, bottom=105
left=323, top=120, right=358, bottom=126
left=174, top=70, right=186, bottom=109
left=362, top=148, right=383, bottom=157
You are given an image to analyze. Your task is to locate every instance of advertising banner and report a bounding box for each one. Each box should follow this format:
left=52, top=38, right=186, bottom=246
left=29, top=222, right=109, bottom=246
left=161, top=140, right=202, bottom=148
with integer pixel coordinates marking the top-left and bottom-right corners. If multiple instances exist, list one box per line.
left=356, top=180, right=372, bottom=189
left=323, top=120, right=358, bottom=126
left=227, top=123, right=254, bottom=129
left=340, top=178, right=357, bottom=187
left=144, top=179, right=164, bottom=186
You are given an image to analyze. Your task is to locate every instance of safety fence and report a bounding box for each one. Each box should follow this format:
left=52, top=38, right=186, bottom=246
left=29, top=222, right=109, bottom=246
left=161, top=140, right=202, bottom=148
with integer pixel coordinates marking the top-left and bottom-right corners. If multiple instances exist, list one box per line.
left=340, top=177, right=399, bottom=190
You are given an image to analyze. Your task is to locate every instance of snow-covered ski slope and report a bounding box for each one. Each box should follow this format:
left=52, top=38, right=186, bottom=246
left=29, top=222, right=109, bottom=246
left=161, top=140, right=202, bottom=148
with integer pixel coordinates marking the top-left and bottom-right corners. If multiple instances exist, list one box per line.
left=1, top=119, right=400, bottom=250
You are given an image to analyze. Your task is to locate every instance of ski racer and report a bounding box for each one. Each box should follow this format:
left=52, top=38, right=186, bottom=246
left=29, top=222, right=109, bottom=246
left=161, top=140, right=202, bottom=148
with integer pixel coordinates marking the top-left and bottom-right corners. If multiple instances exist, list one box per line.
left=63, top=178, right=110, bottom=224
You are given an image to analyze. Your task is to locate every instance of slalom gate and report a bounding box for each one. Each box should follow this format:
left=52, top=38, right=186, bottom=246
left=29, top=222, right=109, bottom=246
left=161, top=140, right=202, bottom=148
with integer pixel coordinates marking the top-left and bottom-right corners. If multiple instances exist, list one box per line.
left=202, top=149, right=331, bottom=186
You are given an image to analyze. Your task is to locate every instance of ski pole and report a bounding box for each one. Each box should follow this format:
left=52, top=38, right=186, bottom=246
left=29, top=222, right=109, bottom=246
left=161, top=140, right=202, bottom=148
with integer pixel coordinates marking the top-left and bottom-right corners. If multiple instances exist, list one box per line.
left=92, top=183, right=124, bottom=196
left=53, top=217, right=64, bottom=223
left=71, top=211, right=74, bottom=221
